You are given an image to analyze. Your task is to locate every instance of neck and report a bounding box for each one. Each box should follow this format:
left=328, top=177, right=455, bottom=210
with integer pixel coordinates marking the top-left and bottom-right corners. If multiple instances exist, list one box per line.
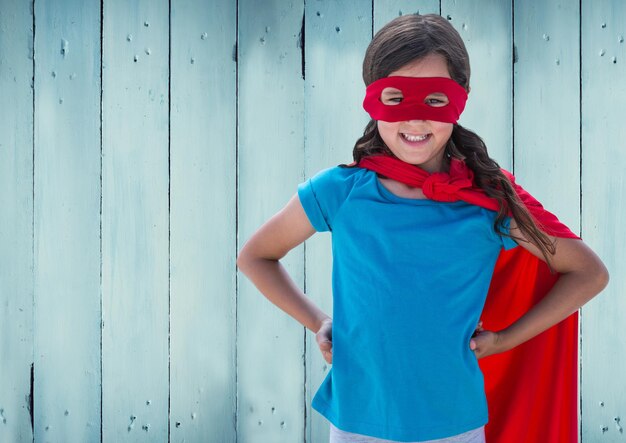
left=406, top=155, right=451, bottom=175
left=425, top=157, right=450, bottom=174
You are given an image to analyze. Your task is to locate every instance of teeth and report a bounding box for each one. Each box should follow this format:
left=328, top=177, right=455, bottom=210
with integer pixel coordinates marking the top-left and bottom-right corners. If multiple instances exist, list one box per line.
left=402, top=133, right=429, bottom=142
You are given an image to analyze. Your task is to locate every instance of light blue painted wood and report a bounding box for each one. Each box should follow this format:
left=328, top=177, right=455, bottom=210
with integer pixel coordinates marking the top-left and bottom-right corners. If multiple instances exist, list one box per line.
left=304, top=4, right=371, bottom=442
left=374, top=0, right=439, bottom=34
left=580, top=1, right=626, bottom=440
left=170, top=0, right=237, bottom=441
left=514, top=0, right=580, bottom=231
left=238, top=0, right=306, bottom=441
left=102, top=0, right=170, bottom=440
left=443, top=0, right=513, bottom=171
left=0, top=0, right=34, bottom=441
left=33, top=0, right=101, bottom=441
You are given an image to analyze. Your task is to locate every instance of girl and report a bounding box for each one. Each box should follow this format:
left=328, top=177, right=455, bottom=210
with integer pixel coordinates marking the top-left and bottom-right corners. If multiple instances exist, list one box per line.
left=236, top=13, right=609, bottom=443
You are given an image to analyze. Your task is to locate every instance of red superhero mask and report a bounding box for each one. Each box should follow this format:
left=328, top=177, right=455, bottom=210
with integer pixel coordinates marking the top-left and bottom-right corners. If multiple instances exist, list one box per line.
left=362, top=76, right=469, bottom=123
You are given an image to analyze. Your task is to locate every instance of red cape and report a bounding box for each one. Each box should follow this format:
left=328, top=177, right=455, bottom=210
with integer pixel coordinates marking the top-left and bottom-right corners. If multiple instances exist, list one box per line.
left=480, top=168, right=580, bottom=442
left=353, top=158, right=581, bottom=441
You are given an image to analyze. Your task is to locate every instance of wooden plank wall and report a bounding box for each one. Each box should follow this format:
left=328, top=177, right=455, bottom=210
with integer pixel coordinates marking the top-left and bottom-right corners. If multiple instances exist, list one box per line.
left=33, top=1, right=102, bottom=442
left=580, top=1, right=626, bottom=439
left=238, top=0, right=305, bottom=441
left=0, top=0, right=622, bottom=442
left=170, top=1, right=237, bottom=441
left=101, top=0, right=170, bottom=440
left=0, top=0, right=35, bottom=441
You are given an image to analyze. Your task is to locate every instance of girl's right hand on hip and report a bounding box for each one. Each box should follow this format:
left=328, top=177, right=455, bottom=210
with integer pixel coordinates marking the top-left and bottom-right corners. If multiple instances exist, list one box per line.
left=316, top=319, right=333, bottom=364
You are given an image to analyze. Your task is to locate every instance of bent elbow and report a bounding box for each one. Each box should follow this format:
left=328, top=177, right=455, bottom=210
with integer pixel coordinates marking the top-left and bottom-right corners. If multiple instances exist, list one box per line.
left=236, top=256, right=251, bottom=271
left=596, top=264, right=610, bottom=291
left=585, top=258, right=610, bottom=293
left=236, top=246, right=252, bottom=269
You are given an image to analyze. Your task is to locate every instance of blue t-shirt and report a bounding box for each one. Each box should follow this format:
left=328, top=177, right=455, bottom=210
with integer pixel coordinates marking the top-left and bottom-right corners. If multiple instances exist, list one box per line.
left=297, top=165, right=518, bottom=442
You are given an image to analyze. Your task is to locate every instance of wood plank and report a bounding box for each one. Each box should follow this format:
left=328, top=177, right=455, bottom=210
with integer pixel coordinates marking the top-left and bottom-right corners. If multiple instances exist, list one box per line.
left=513, top=0, right=580, bottom=230
left=443, top=0, right=513, bottom=170
left=0, top=0, right=35, bottom=440
left=33, top=0, right=102, bottom=440
left=102, top=0, right=169, bottom=440
left=580, top=1, right=626, bottom=440
left=304, top=3, right=372, bottom=442
left=237, top=0, right=305, bottom=441
left=169, top=0, right=237, bottom=440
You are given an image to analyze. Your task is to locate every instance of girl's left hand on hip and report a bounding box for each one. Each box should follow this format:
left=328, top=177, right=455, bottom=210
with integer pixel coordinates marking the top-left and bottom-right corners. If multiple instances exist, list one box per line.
left=470, top=321, right=505, bottom=359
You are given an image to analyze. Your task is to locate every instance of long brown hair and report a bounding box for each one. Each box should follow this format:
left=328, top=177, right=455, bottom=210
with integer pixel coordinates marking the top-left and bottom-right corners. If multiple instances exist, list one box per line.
left=340, top=13, right=557, bottom=270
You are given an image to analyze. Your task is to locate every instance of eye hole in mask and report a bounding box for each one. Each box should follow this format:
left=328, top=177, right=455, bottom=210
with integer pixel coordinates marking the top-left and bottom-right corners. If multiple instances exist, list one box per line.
left=380, top=87, right=450, bottom=107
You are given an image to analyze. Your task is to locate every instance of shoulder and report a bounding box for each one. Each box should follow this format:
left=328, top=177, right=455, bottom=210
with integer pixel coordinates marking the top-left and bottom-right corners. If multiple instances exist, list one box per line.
left=296, top=164, right=367, bottom=232
left=308, top=164, right=366, bottom=182
left=301, top=164, right=367, bottom=194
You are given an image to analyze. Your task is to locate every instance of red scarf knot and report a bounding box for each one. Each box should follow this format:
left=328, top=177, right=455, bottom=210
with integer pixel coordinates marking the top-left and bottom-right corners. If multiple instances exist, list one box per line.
left=422, top=171, right=474, bottom=202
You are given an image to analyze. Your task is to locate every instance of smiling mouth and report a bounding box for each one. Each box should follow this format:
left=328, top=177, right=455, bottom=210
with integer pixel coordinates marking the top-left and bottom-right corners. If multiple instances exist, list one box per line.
left=401, top=133, right=431, bottom=142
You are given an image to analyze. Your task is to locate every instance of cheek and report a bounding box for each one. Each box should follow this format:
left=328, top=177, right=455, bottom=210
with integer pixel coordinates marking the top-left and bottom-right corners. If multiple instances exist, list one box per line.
left=377, top=121, right=400, bottom=140
left=430, top=122, right=453, bottom=138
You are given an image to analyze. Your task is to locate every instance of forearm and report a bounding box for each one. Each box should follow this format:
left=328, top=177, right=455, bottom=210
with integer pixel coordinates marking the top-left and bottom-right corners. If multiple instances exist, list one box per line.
left=498, top=269, right=608, bottom=351
left=237, top=256, right=332, bottom=334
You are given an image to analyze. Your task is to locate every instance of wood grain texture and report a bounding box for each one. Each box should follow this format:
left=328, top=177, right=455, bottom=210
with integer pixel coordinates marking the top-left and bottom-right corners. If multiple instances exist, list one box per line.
left=304, top=3, right=371, bottom=442
left=170, top=0, right=237, bottom=441
left=580, top=1, right=626, bottom=440
left=0, top=0, right=35, bottom=440
left=102, top=0, right=169, bottom=440
left=33, top=0, right=102, bottom=441
left=514, top=0, right=580, bottom=231
left=237, top=0, right=306, bottom=441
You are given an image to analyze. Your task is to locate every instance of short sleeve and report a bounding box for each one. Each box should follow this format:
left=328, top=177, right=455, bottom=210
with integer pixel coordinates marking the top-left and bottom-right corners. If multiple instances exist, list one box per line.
left=499, top=216, right=519, bottom=250
left=297, top=166, right=360, bottom=232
